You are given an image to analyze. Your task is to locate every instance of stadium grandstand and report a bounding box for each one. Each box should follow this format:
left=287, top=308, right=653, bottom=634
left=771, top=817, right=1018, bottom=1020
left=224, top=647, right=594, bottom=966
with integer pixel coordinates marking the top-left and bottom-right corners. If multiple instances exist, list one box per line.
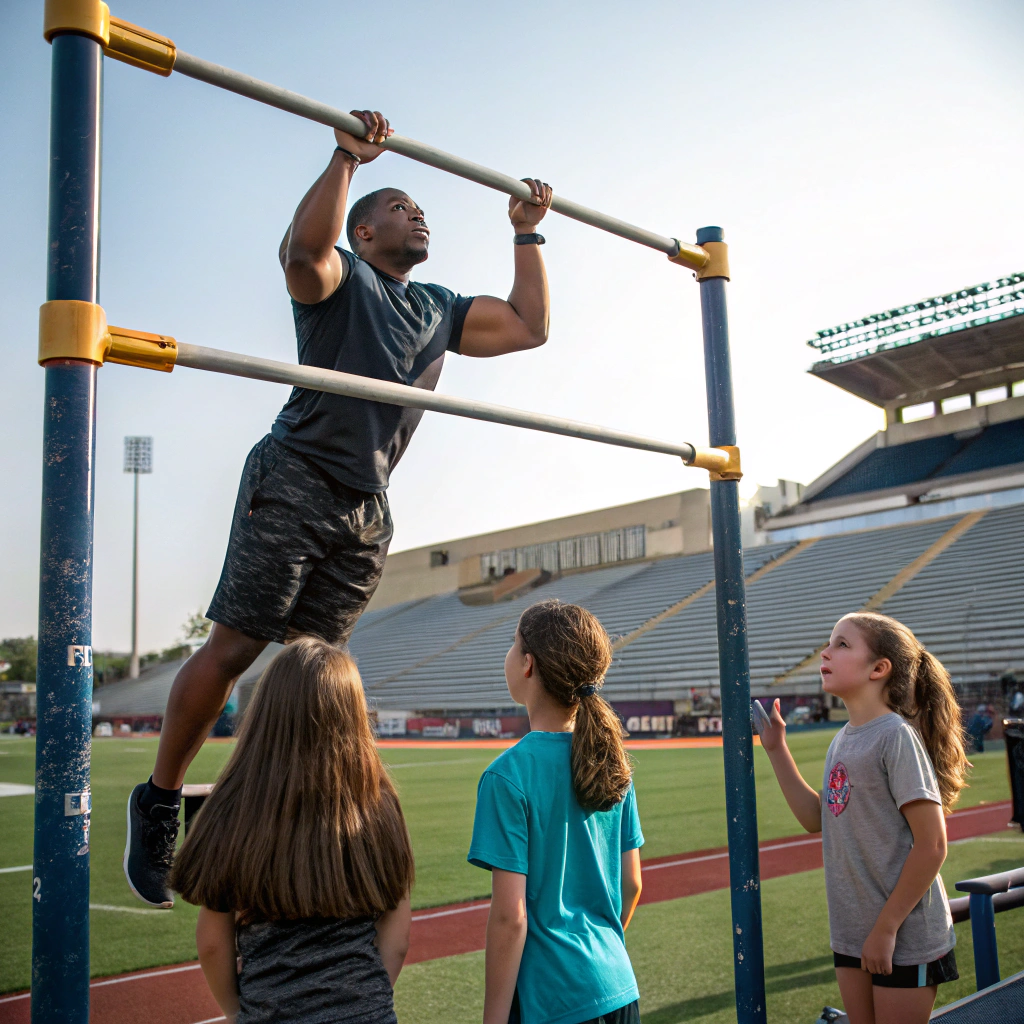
left=93, top=272, right=1024, bottom=741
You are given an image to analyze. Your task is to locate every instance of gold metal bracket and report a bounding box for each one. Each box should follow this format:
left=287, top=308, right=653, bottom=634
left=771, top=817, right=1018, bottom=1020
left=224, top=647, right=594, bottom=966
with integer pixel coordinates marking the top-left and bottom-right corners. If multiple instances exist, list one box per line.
left=695, top=241, right=730, bottom=281
left=38, top=300, right=109, bottom=364
left=668, top=240, right=711, bottom=272
left=106, top=326, right=178, bottom=372
left=687, top=445, right=742, bottom=481
left=39, top=301, right=177, bottom=372
left=43, top=0, right=110, bottom=46
left=106, top=16, right=176, bottom=76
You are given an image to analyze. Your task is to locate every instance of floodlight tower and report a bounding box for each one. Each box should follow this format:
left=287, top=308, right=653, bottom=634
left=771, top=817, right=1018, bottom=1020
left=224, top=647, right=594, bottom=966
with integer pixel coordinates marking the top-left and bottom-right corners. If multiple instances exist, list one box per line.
left=123, top=436, right=152, bottom=678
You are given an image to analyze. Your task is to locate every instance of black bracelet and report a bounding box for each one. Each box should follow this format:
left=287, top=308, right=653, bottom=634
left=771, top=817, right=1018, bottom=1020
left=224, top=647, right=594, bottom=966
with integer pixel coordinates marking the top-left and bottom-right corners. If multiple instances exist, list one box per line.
left=513, top=233, right=545, bottom=246
left=335, top=145, right=361, bottom=166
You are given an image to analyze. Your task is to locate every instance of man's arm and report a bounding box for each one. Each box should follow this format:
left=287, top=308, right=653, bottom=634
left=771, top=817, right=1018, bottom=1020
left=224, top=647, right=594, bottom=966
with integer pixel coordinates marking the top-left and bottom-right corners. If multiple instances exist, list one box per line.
left=458, top=179, right=552, bottom=358
left=482, top=869, right=527, bottom=1024
left=282, top=111, right=392, bottom=305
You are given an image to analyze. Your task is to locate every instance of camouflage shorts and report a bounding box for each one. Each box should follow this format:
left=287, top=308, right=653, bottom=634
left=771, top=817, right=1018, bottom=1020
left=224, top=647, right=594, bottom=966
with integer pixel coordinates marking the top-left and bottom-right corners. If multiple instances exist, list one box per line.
left=207, top=435, right=392, bottom=645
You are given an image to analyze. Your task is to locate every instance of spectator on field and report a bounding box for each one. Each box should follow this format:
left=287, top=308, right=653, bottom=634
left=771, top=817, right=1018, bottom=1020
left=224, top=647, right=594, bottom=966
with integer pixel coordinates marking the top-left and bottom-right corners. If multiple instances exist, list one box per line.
left=469, top=600, right=644, bottom=1024
left=756, top=613, right=968, bottom=1024
left=170, top=639, right=413, bottom=1024
left=967, top=704, right=994, bottom=753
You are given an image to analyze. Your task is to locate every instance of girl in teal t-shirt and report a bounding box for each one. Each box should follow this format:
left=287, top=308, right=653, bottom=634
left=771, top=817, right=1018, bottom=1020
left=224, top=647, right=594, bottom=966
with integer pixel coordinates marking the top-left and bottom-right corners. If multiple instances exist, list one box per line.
left=468, top=600, right=644, bottom=1024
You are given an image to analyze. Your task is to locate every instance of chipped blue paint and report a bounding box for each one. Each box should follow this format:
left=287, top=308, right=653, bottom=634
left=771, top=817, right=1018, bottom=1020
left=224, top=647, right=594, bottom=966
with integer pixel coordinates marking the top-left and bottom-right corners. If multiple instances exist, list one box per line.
left=698, top=232, right=767, bottom=1024
left=33, top=30, right=102, bottom=1024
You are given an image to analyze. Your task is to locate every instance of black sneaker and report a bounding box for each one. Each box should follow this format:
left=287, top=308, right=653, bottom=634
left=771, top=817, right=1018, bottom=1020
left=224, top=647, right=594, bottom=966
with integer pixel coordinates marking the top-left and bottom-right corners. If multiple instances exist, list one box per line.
left=123, top=783, right=179, bottom=908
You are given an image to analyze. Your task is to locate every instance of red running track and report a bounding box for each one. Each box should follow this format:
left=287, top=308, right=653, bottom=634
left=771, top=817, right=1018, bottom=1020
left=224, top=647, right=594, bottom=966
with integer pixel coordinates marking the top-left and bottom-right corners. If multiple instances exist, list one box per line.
left=0, top=801, right=1013, bottom=1024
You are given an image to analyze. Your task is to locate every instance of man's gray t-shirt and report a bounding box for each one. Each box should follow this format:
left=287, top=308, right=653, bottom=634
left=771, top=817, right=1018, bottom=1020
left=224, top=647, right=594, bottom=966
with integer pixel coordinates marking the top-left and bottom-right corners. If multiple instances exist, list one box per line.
left=272, top=248, right=474, bottom=493
left=822, top=712, right=955, bottom=964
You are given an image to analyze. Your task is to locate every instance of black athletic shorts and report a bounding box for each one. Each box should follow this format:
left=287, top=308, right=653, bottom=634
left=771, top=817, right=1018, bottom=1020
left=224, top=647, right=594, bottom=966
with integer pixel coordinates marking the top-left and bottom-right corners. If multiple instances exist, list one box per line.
left=833, top=949, right=958, bottom=988
left=206, top=435, right=392, bottom=645
left=508, top=992, right=639, bottom=1024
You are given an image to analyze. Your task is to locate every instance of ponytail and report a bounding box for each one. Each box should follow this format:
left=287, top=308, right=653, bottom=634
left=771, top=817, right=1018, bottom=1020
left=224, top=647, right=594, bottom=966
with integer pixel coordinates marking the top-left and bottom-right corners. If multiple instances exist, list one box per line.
left=913, top=649, right=969, bottom=813
left=844, top=613, right=969, bottom=812
left=518, top=600, right=632, bottom=812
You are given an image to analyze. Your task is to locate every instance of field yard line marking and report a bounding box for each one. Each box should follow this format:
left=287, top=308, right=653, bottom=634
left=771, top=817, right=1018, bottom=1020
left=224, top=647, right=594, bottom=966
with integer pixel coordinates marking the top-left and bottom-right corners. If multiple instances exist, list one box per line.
left=0, top=783, right=35, bottom=797
left=0, top=864, right=32, bottom=874
left=412, top=902, right=490, bottom=921
left=951, top=836, right=1024, bottom=845
left=90, top=963, right=203, bottom=988
left=641, top=836, right=822, bottom=873
left=385, top=759, right=479, bottom=769
left=90, top=903, right=168, bottom=915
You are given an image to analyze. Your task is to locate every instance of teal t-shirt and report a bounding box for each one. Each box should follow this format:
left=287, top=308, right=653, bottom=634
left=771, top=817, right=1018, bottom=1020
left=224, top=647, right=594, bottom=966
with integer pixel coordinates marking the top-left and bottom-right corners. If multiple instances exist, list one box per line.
left=468, top=731, right=644, bottom=1024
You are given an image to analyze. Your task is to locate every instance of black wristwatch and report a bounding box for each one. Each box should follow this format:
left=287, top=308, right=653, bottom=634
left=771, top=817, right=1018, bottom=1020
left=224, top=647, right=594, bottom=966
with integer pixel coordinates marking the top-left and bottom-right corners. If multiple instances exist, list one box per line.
left=513, top=233, right=546, bottom=246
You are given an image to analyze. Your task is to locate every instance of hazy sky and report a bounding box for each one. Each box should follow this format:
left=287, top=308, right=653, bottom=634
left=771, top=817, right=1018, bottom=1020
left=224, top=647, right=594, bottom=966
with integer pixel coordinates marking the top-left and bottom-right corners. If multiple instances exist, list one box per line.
left=1, top=1, right=1022, bottom=653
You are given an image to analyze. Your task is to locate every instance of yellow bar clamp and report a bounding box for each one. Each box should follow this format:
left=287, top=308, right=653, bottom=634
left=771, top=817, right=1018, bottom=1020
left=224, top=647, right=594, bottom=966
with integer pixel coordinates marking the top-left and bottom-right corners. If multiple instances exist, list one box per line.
left=43, top=1, right=176, bottom=75
left=39, top=301, right=178, bottom=373
left=105, top=16, right=177, bottom=76
left=668, top=241, right=712, bottom=272
left=695, top=241, right=730, bottom=282
left=687, top=445, right=742, bottom=481
left=43, top=0, right=110, bottom=46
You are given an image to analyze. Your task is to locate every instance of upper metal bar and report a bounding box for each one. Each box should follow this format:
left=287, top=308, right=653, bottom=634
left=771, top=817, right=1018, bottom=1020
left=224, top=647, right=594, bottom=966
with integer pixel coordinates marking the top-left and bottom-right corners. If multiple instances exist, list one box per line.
left=175, top=342, right=697, bottom=462
left=170, top=50, right=690, bottom=258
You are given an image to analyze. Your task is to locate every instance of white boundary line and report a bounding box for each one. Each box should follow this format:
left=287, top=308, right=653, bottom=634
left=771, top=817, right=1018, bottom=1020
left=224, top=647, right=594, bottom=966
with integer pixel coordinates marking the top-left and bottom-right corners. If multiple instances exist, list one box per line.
left=1, top=801, right=1010, bottom=1007
left=0, top=864, right=32, bottom=874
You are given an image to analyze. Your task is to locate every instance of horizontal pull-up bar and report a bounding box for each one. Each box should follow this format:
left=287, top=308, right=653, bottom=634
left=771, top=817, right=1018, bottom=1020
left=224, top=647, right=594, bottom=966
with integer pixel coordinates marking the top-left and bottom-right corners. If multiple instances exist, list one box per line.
left=175, top=342, right=716, bottom=461
left=41, top=2, right=710, bottom=270
left=36, top=299, right=741, bottom=477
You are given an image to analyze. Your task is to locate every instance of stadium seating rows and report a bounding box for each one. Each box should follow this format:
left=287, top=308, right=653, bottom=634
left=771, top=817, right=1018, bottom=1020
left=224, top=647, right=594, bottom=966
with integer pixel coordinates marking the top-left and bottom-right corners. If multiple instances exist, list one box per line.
left=812, top=418, right=1024, bottom=502
left=347, top=502, right=1024, bottom=710
left=93, top=501, right=1024, bottom=716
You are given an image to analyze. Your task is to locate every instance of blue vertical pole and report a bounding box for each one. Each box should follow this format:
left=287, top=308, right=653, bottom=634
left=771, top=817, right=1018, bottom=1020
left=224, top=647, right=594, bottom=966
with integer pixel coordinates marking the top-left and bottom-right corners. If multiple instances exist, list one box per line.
left=968, top=892, right=1000, bottom=990
left=696, top=226, right=767, bottom=1024
left=33, top=30, right=103, bottom=1024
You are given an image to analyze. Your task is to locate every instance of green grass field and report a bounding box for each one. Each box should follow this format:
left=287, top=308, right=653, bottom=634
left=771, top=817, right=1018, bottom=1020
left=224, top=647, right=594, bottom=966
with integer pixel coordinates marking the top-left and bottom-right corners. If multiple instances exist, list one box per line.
left=1, top=729, right=1021, bottom=1022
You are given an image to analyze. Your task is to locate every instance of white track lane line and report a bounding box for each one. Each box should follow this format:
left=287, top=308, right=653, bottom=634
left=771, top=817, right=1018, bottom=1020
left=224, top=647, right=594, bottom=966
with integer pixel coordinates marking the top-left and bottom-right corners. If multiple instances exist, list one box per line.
left=90, top=903, right=168, bottom=915
left=385, top=759, right=480, bottom=769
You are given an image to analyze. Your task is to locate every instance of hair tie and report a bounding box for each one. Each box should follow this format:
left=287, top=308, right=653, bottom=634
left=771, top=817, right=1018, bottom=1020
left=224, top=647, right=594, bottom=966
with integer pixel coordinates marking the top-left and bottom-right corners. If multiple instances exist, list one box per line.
left=577, top=684, right=597, bottom=698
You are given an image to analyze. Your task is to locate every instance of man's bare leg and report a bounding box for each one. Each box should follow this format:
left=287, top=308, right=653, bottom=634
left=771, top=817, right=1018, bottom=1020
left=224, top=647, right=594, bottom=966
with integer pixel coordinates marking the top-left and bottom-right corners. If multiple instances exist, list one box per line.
left=124, top=623, right=268, bottom=907
left=152, top=622, right=269, bottom=789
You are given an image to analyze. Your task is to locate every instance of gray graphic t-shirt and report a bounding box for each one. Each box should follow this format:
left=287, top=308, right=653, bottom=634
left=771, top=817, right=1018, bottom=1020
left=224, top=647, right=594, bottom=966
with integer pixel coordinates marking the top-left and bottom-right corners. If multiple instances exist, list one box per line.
left=822, top=712, right=955, bottom=964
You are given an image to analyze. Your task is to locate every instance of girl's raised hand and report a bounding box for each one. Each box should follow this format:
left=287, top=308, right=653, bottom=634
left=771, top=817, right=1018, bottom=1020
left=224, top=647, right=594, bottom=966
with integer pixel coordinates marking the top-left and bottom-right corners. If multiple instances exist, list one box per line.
left=753, top=699, right=787, bottom=753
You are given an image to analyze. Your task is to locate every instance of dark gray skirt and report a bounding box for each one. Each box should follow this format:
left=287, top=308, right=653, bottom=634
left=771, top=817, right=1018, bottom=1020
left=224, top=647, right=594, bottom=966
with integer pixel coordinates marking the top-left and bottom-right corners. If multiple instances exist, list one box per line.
left=236, top=916, right=397, bottom=1024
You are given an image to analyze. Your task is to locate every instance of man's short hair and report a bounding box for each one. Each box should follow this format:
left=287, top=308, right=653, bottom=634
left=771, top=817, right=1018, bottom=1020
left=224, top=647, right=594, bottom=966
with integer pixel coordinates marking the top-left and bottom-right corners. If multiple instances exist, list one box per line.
left=346, top=188, right=397, bottom=251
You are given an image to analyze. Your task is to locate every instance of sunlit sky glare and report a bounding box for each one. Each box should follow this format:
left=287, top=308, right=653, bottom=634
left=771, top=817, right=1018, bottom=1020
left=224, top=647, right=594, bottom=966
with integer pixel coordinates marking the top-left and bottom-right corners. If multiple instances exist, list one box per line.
left=1, top=1, right=1022, bottom=653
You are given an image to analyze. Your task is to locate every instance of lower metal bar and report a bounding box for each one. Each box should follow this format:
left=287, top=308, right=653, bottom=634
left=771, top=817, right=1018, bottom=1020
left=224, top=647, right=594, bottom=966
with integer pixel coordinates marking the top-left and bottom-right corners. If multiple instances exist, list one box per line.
left=697, top=228, right=767, bottom=1024
left=171, top=50, right=685, bottom=258
left=175, top=342, right=697, bottom=461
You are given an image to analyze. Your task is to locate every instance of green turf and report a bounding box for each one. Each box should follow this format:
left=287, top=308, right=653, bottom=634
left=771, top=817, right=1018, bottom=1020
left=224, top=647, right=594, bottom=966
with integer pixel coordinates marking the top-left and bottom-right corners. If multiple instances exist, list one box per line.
left=0, top=730, right=1017, bottom=999
left=393, top=834, right=1024, bottom=1024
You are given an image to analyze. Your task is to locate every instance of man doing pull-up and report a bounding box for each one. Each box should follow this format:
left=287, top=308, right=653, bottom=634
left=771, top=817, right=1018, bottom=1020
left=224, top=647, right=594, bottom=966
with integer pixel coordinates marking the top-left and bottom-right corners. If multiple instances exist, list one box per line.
left=125, top=110, right=553, bottom=906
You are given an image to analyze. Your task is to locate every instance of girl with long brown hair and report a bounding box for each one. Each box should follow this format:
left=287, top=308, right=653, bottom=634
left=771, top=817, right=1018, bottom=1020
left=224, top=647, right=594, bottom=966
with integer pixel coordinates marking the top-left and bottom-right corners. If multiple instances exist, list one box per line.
left=756, top=612, right=969, bottom=1024
left=170, top=638, right=414, bottom=1024
left=468, top=600, right=644, bottom=1024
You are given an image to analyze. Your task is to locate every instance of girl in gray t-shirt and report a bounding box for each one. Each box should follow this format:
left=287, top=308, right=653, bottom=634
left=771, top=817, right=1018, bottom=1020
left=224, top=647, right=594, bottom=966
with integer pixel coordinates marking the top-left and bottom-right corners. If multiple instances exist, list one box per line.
left=754, top=612, right=969, bottom=1024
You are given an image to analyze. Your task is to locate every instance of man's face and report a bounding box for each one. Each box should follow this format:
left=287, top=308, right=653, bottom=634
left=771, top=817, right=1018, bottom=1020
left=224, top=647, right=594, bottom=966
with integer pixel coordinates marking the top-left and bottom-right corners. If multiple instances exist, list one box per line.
left=360, top=191, right=429, bottom=266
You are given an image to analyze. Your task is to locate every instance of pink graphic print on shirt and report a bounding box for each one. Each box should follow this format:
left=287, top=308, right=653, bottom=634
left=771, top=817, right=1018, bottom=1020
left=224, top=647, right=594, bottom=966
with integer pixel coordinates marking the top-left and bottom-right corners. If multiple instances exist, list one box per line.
left=826, top=761, right=851, bottom=817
